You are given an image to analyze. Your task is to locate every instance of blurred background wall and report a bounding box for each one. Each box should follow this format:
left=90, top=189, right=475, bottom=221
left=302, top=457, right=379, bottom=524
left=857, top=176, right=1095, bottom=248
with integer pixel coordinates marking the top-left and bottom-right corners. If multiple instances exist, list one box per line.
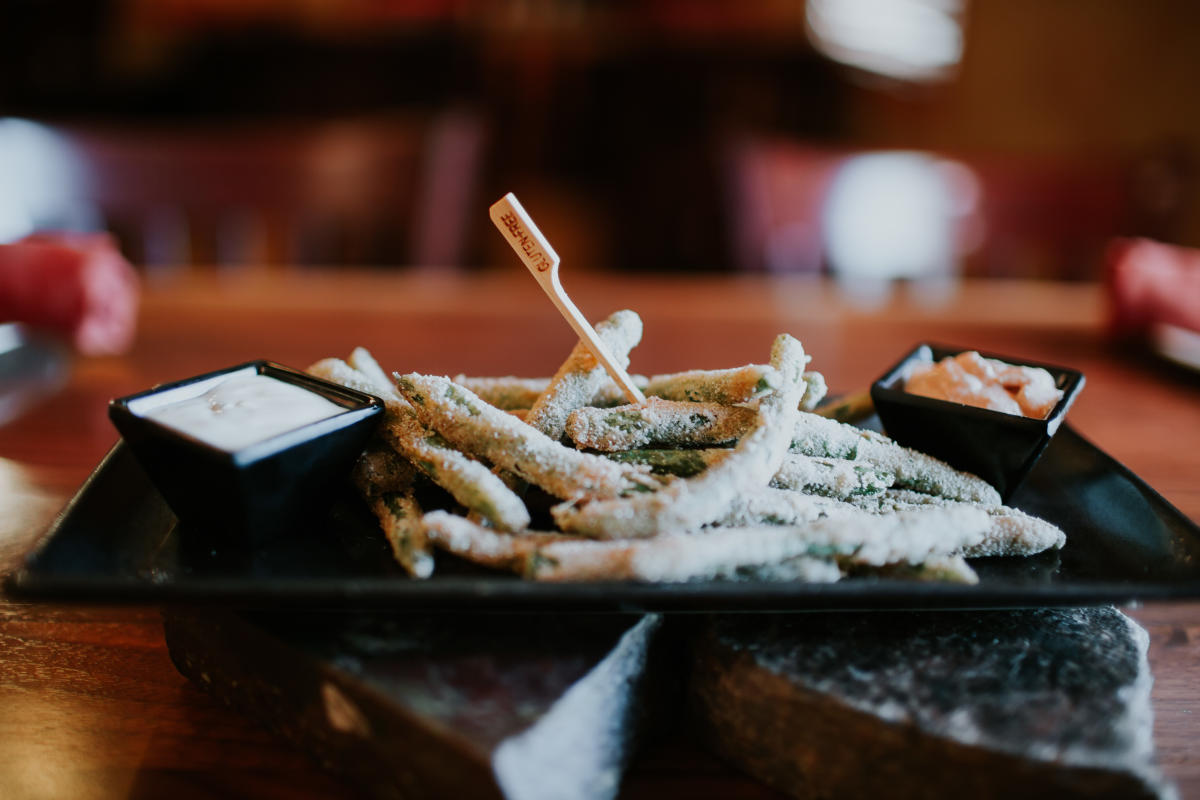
left=1, top=0, right=1197, bottom=277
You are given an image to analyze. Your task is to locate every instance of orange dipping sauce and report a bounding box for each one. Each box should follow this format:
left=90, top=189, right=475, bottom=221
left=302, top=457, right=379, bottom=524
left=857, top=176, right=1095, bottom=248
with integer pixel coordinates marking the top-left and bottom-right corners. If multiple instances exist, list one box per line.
left=904, top=351, right=1063, bottom=419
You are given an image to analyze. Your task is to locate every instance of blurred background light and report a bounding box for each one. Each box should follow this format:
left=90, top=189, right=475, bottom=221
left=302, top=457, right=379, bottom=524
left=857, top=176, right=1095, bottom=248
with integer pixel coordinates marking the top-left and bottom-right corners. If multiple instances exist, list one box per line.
left=805, top=0, right=966, bottom=83
left=823, top=152, right=978, bottom=296
left=0, top=118, right=96, bottom=243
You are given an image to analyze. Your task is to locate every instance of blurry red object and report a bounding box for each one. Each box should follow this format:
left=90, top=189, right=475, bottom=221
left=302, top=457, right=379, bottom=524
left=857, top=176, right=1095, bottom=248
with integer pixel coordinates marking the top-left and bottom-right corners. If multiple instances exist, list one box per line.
left=0, top=232, right=140, bottom=355
left=1106, top=238, right=1200, bottom=337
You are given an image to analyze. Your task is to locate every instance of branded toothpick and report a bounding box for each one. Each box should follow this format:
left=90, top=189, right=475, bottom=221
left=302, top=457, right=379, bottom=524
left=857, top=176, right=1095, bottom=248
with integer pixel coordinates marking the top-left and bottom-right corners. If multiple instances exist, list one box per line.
left=489, top=192, right=646, bottom=404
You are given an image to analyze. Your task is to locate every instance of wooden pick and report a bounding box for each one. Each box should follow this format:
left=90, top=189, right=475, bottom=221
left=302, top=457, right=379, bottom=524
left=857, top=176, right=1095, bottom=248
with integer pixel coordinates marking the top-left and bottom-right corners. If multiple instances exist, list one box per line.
left=489, top=192, right=646, bottom=404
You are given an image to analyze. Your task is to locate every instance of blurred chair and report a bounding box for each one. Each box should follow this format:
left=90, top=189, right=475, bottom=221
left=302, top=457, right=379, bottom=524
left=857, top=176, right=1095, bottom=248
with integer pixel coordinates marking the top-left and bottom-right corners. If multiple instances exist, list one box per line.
left=726, top=139, right=844, bottom=275
left=0, top=112, right=486, bottom=269
left=726, top=135, right=1190, bottom=281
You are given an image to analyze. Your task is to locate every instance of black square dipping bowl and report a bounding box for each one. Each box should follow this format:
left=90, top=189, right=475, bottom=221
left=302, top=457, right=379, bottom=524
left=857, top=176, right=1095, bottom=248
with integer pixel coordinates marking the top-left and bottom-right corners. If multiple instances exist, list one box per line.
left=870, top=344, right=1085, bottom=502
left=109, top=361, right=383, bottom=545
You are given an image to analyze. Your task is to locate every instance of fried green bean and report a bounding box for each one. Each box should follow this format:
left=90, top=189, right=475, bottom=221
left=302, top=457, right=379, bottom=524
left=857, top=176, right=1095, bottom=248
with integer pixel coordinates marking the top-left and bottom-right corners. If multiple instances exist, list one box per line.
left=813, top=389, right=875, bottom=424
left=424, top=509, right=845, bottom=582
left=373, top=418, right=531, bottom=532
left=552, top=333, right=809, bottom=539
left=715, top=486, right=844, bottom=527
left=607, top=448, right=892, bottom=499
left=566, top=399, right=756, bottom=452
left=592, top=376, right=649, bottom=407
left=450, top=374, right=652, bottom=411
left=421, top=510, right=565, bottom=575
left=370, top=490, right=434, bottom=579
left=426, top=504, right=988, bottom=581
left=788, top=413, right=1001, bottom=504
left=800, top=371, right=828, bottom=411
left=604, top=447, right=725, bottom=476
left=347, top=347, right=395, bottom=397
left=734, top=556, right=844, bottom=583
left=846, top=488, right=1065, bottom=557
left=644, top=363, right=783, bottom=404
left=808, top=505, right=990, bottom=567
left=846, top=554, right=978, bottom=584
left=568, top=389, right=872, bottom=456
left=308, top=358, right=530, bottom=532
left=309, top=356, right=400, bottom=410
left=771, top=454, right=893, bottom=497
left=394, top=372, right=655, bottom=500
left=351, top=442, right=417, bottom=497
left=963, top=508, right=1066, bottom=557
left=351, top=441, right=428, bottom=577
left=526, top=309, right=643, bottom=440
left=450, top=376, right=548, bottom=411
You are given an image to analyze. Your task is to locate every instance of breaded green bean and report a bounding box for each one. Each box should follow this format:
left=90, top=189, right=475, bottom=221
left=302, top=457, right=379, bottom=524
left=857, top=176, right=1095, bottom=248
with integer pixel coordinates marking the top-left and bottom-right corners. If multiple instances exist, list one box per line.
left=424, top=510, right=838, bottom=582
left=813, top=389, right=874, bottom=424
left=787, top=411, right=886, bottom=459
left=605, top=447, right=725, bottom=476
left=352, top=442, right=417, bottom=497
left=846, top=489, right=1065, bottom=557
left=770, top=454, right=893, bottom=497
left=348, top=347, right=394, bottom=396
left=421, top=510, right=566, bottom=575
left=800, top=371, right=828, bottom=411
left=591, top=375, right=649, bottom=407
left=308, top=358, right=530, bottom=532
left=370, top=490, right=434, bottom=579
left=912, top=555, right=979, bottom=584
left=566, top=399, right=756, bottom=452
left=450, top=373, right=651, bottom=411
left=426, top=504, right=988, bottom=581
left=526, top=309, right=643, bottom=440
left=847, top=554, right=979, bottom=584
left=352, top=441, right=429, bottom=576
left=845, top=487, right=941, bottom=512
left=963, top=508, right=1066, bottom=557
left=569, top=376, right=839, bottom=451
left=644, top=363, right=783, bottom=404
left=374, top=418, right=531, bottom=532
left=735, top=556, right=844, bottom=583
left=607, top=448, right=892, bottom=499
left=562, top=393, right=891, bottom=483
left=394, top=372, right=655, bottom=500
left=309, top=356, right=410, bottom=416
left=807, top=505, right=990, bottom=567
left=552, top=333, right=808, bottom=539
left=450, top=375, right=548, bottom=411
left=788, top=413, right=1001, bottom=504
left=716, top=486, right=845, bottom=527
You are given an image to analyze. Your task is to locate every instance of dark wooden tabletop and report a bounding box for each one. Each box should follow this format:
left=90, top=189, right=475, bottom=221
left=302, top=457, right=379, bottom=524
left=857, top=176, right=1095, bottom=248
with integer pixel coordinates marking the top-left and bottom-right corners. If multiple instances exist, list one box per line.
left=2, top=268, right=1198, bottom=799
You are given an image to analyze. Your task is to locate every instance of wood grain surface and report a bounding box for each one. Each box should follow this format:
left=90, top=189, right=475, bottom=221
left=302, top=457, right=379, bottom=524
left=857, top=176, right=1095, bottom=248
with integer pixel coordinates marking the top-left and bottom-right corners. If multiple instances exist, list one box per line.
left=2, top=268, right=1198, bottom=799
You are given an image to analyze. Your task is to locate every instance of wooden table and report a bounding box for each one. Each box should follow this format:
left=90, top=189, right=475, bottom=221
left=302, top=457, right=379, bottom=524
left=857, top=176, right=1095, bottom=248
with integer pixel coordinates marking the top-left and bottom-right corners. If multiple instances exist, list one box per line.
left=2, top=268, right=1198, bottom=799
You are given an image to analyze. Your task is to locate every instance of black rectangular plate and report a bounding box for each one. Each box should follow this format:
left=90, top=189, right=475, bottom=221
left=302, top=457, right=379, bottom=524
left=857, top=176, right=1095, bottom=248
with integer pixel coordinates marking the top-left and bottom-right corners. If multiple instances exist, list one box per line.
left=8, top=424, right=1200, bottom=611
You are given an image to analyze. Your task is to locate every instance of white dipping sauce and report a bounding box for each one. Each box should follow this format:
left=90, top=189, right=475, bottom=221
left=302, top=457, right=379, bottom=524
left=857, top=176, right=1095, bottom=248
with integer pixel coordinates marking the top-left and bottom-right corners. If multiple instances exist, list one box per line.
left=142, top=373, right=345, bottom=452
